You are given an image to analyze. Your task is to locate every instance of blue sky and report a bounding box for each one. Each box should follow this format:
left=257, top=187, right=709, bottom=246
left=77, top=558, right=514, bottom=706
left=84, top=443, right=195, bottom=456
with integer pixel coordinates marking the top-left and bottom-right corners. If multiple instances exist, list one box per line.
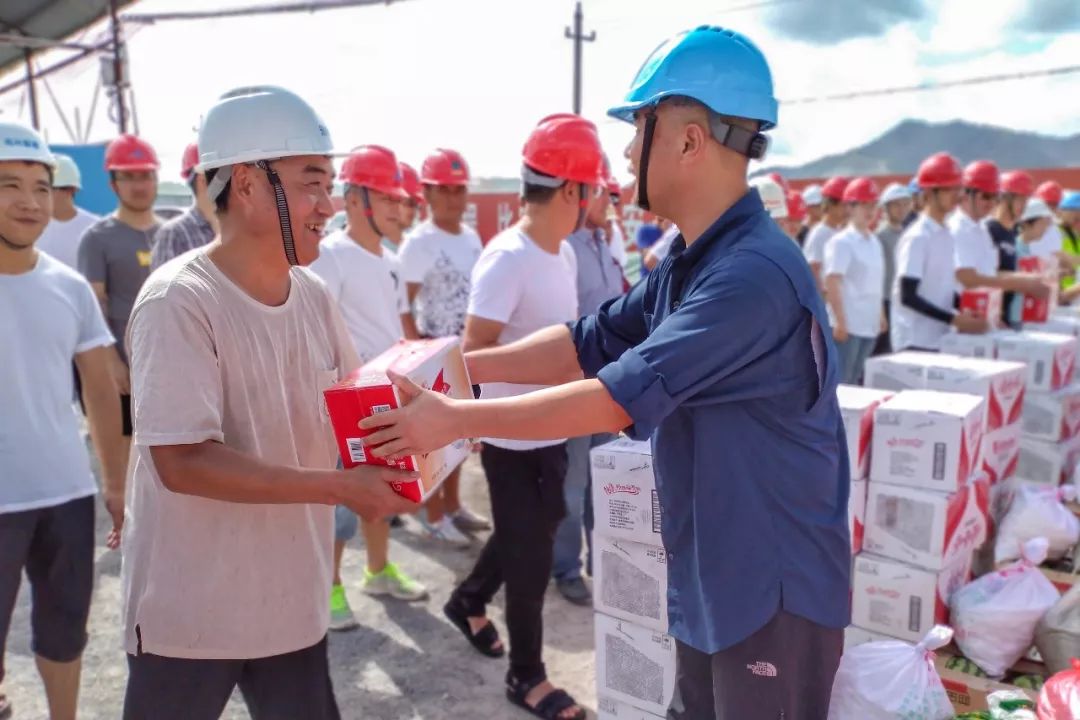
left=1, top=0, right=1077, bottom=182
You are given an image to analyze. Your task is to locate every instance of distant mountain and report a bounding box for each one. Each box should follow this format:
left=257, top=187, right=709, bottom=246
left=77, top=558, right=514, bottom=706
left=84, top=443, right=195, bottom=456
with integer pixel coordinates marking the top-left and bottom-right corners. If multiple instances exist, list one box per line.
left=757, top=119, right=1080, bottom=180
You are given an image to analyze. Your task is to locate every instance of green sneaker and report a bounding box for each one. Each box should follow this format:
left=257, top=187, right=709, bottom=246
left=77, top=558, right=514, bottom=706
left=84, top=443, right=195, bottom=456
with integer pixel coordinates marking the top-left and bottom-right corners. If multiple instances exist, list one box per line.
left=362, top=562, right=429, bottom=601
left=329, top=584, right=359, bottom=632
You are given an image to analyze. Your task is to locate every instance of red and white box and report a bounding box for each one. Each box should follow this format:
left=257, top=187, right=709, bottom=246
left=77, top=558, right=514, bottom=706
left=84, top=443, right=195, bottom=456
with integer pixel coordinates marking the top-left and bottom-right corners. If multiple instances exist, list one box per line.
left=981, top=424, right=1022, bottom=485
left=838, top=385, right=894, bottom=480
left=870, top=390, right=985, bottom=493
left=1027, top=315, right=1080, bottom=338
left=960, top=287, right=1003, bottom=327
left=863, top=351, right=940, bottom=392
left=593, top=534, right=669, bottom=632
left=863, top=476, right=989, bottom=570
left=594, top=614, right=676, bottom=717
left=1016, top=436, right=1080, bottom=486
left=851, top=551, right=973, bottom=643
left=939, top=330, right=1001, bottom=359
left=323, top=337, right=472, bottom=502
left=850, top=479, right=867, bottom=556
left=994, top=331, right=1078, bottom=392
left=1018, top=256, right=1060, bottom=324
left=843, top=625, right=898, bottom=649
left=1021, top=383, right=1080, bottom=443
left=591, top=439, right=662, bottom=546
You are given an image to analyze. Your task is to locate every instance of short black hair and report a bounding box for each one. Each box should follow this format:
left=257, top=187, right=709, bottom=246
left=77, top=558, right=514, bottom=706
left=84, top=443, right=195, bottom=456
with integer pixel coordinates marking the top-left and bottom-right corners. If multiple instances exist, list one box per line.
left=205, top=167, right=229, bottom=213
left=187, top=175, right=199, bottom=196
left=521, top=167, right=563, bottom=205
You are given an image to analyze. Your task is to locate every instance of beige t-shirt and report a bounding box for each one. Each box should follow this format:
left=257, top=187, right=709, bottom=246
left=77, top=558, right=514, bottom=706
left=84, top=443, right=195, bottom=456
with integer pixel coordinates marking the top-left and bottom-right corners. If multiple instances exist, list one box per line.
left=121, top=249, right=359, bottom=660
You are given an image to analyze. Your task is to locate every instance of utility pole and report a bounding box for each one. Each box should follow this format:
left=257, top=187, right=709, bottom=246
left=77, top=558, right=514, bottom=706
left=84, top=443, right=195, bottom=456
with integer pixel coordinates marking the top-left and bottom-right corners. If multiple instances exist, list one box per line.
left=109, top=0, right=128, bottom=133
left=23, top=51, right=39, bottom=129
left=564, top=1, right=595, bottom=115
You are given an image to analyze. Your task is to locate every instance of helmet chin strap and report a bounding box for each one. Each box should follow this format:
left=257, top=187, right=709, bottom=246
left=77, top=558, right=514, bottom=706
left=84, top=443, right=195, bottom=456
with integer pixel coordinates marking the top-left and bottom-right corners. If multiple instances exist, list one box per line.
left=256, top=160, right=299, bottom=267
left=360, top=187, right=383, bottom=239
left=636, top=111, right=658, bottom=212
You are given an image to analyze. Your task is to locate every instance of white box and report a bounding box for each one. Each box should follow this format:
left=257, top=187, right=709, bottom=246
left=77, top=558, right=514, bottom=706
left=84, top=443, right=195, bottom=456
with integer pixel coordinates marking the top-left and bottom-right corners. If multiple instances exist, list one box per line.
left=851, top=552, right=973, bottom=643
left=863, top=351, right=941, bottom=391
left=870, top=390, right=985, bottom=492
left=594, top=614, right=676, bottom=717
left=844, top=625, right=902, bottom=649
left=592, top=439, right=661, bottom=546
left=850, top=480, right=868, bottom=556
left=1016, top=436, right=1080, bottom=486
left=593, top=535, right=669, bottom=632
left=994, top=331, right=1079, bottom=392
left=1027, top=316, right=1080, bottom=338
left=1021, top=383, right=1080, bottom=443
left=939, top=331, right=1000, bottom=359
left=981, top=424, right=1021, bottom=485
left=838, top=385, right=894, bottom=480
left=597, top=696, right=665, bottom=720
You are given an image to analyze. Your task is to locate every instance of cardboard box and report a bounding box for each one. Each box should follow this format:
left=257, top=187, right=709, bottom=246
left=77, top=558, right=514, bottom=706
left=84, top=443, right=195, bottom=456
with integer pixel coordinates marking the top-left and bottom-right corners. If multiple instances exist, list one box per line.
left=842, top=625, right=898, bottom=649
left=939, top=330, right=1000, bottom=359
left=593, top=535, right=669, bottom=633
left=838, top=385, right=894, bottom=480
left=1021, top=382, right=1080, bottom=443
left=323, top=338, right=472, bottom=502
left=597, top=696, right=665, bottom=720
left=850, top=479, right=867, bottom=556
left=934, top=654, right=1039, bottom=713
left=851, top=552, right=973, bottom=643
left=594, top=614, right=676, bottom=717
left=1019, top=256, right=1060, bottom=324
left=1016, top=436, right=1080, bottom=486
left=1027, top=315, right=1080, bottom=338
left=864, top=351, right=942, bottom=392
left=1041, top=566, right=1080, bottom=594
left=592, top=439, right=662, bottom=546
left=960, top=287, right=1003, bottom=326
left=995, top=331, right=1079, bottom=392
left=981, top=424, right=1021, bottom=485
left=863, top=477, right=989, bottom=570
left=870, top=390, right=985, bottom=492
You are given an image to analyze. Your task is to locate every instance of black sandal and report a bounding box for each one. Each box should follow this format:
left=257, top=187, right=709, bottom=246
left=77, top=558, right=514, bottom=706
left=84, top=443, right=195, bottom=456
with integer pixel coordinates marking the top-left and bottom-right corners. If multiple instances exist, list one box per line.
left=505, top=672, right=586, bottom=720
left=443, top=599, right=504, bottom=658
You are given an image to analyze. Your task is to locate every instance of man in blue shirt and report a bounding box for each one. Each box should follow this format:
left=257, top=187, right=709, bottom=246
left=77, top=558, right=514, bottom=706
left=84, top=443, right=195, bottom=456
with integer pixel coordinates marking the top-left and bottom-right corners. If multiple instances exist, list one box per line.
left=361, top=26, right=850, bottom=719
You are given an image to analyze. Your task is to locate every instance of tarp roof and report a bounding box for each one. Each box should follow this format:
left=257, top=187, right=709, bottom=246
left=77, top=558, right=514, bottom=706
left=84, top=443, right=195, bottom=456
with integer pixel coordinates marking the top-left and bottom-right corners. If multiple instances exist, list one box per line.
left=0, top=1, right=136, bottom=78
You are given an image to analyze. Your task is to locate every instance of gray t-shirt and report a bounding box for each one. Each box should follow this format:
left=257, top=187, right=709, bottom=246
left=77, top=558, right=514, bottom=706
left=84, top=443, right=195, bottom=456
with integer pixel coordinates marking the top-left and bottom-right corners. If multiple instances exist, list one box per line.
left=77, top=215, right=160, bottom=361
left=566, top=226, right=626, bottom=316
left=876, top=223, right=904, bottom=299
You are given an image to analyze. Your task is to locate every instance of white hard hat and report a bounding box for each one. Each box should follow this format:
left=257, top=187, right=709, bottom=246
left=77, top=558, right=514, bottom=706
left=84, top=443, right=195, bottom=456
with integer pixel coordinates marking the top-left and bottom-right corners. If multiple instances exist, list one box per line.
left=0, top=121, right=54, bottom=168
left=1020, top=197, right=1053, bottom=223
left=750, top=177, right=789, bottom=219
left=801, top=184, right=823, bottom=206
left=879, top=182, right=911, bottom=206
left=52, top=153, right=81, bottom=189
left=198, top=85, right=335, bottom=172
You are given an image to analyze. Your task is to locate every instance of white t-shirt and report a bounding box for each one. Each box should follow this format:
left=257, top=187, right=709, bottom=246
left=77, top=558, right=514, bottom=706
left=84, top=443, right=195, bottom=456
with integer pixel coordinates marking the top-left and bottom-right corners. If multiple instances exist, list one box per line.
left=35, top=207, right=99, bottom=270
left=398, top=220, right=483, bottom=338
left=0, top=252, right=114, bottom=513
left=122, top=251, right=358, bottom=660
left=649, top=224, right=680, bottom=264
left=309, top=230, right=405, bottom=363
left=609, top=223, right=628, bottom=267
left=803, top=222, right=839, bottom=266
left=890, top=215, right=957, bottom=351
left=950, top=210, right=999, bottom=277
left=823, top=226, right=885, bottom=338
left=1029, top=222, right=1063, bottom=260
left=468, top=227, right=578, bottom=451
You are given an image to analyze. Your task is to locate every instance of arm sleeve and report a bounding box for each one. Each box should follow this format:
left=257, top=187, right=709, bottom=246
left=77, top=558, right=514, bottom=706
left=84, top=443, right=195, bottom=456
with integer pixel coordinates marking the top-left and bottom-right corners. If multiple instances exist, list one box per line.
left=77, top=228, right=106, bottom=283
left=953, top=226, right=982, bottom=271
left=823, top=236, right=852, bottom=276
left=899, top=277, right=955, bottom=324
left=398, top=235, right=429, bottom=284
left=467, top=249, right=524, bottom=323
left=73, top=277, right=115, bottom=353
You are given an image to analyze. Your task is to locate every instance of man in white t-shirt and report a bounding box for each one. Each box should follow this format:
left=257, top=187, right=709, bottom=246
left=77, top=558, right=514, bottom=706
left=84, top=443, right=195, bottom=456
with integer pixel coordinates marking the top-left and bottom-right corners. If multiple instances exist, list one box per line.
left=398, top=148, right=489, bottom=542
left=891, top=152, right=989, bottom=351
left=823, top=178, right=886, bottom=384
left=35, top=153, right=99, bottom=270
left=1029, top=181, right=1065, bottom=260
left=803, top=176, right=851, bottom=293
left=310, top=145, right=429, bottom=634
left=120, top=87, right=414, bottom=719
left=0, top=123, right=124, bottom=720
left=439, top=114, right=602, bottom=720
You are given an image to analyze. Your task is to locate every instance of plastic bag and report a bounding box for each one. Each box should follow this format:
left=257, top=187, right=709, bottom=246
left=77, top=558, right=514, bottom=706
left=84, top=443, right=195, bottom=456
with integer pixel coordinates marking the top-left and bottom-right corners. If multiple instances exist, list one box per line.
left=827, top=625, right=954, bottom=720
left=951, top=538, right=1061, bottom=678
left=1037, top=582, right=1080, bottom=674
left=1037, top=658, right=1080, bottom=719
left=995, top=485, right=1079, bottom=564
left=985, top=690, right=1036, bottom=719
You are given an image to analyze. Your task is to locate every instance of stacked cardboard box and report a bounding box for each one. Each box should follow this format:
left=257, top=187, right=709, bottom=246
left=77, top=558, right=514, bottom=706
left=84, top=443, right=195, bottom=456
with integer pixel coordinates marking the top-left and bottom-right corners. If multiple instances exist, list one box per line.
left=837, top=385, right=893, bottom=556
left=590, top=439, right=673, bottom=720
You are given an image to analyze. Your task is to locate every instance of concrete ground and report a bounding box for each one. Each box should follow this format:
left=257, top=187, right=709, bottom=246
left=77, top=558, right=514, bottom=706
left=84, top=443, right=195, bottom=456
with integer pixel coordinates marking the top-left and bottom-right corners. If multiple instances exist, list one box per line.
left=2, top=456, right=598, bottom=719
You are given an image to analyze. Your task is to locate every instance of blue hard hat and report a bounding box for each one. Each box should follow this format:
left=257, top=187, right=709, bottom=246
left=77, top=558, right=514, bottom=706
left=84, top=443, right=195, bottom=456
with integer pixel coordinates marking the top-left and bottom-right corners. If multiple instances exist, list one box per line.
left=608, top=26, right=778, bottom=130
left=1062, top=190, right=1080, bottom=211
left=908, top=177, right=921, bottom=194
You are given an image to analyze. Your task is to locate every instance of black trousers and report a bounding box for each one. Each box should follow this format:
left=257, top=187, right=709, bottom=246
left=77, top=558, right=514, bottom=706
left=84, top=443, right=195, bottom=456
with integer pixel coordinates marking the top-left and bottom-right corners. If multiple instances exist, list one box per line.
left=668, top=610, right=842, bottom=720
left=452, top=442, right=568, bottom=682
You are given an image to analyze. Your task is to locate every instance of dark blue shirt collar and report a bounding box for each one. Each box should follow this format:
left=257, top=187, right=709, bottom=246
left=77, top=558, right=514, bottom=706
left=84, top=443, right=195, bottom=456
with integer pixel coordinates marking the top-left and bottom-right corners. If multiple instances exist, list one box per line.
left=669, top=188, right=766, bottom=263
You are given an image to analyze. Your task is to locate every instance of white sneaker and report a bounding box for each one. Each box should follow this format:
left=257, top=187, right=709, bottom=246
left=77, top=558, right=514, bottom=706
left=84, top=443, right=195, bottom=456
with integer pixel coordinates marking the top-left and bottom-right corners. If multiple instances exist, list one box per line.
left=450, top=506, right=491, bottom=531
left=425, top=517, right=473, bottom=547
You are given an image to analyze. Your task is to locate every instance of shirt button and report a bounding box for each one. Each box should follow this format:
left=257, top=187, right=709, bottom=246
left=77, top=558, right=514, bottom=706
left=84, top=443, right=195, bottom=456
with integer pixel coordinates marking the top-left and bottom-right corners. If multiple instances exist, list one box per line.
left=672, top=300, right=681, bottom=311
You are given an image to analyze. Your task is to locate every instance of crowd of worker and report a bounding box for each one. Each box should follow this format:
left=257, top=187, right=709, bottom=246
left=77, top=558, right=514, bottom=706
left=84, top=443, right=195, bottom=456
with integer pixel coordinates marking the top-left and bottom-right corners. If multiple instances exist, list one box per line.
left=2, top=20, right=1079, bottom=720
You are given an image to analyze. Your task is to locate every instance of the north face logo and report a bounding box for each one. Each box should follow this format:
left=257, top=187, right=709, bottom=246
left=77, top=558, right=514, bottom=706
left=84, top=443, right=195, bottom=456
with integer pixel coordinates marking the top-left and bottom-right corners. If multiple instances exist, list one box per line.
left=746, top=661, right=778, bottom=677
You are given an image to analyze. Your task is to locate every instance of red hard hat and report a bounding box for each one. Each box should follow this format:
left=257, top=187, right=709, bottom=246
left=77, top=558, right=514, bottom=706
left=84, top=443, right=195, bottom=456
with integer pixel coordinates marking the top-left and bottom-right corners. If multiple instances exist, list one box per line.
left=420, top=148, right=470, bottom=186
left=786, top=190, right=807, bottom=222
left=399, top=161, right=424, bottom=204
left=522, top=113, right=605, bottom=186
left=181, top=142, right=199, bottom=180
left=606, top=177, right=622, bottom=198
left=916, top=152, right=962, bottom=189
left=339, top=145, right=408, bottom=199
left=105, top=134, right=160, bottom=172
left=962, top=160, right=1000, bottom=195
left=821, top=176, right=850, bottom=202
left=1035, top=180, right=1064, bottom=207
left=842, top=177, right=880, bottom=204
left=1001, top=170, right=1035, bottom=197
left=767, top=172, right=790, bottom=195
